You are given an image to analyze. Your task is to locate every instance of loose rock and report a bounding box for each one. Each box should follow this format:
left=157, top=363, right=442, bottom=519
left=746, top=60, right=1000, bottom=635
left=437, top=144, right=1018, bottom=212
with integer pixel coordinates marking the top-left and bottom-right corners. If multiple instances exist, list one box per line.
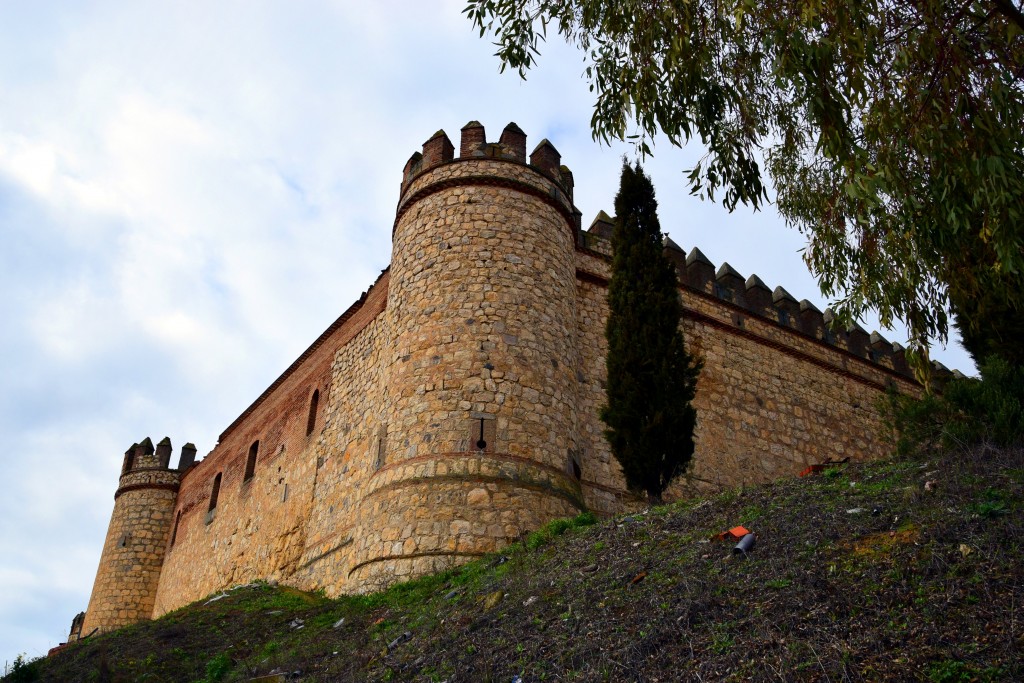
left=387, top=631, right=412, bottom=651
left=483, top=591, right=505, bottom=610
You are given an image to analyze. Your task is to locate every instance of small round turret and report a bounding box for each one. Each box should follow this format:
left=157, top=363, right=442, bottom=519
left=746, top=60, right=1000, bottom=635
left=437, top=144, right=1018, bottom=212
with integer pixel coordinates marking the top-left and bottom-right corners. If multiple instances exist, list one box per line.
left=81, top=437, right=184, bottom=634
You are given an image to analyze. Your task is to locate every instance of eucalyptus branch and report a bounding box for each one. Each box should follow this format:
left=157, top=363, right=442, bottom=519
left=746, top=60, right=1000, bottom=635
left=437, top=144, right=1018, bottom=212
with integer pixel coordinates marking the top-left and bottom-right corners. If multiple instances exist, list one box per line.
left=989, top=0, right=1024, bottom=31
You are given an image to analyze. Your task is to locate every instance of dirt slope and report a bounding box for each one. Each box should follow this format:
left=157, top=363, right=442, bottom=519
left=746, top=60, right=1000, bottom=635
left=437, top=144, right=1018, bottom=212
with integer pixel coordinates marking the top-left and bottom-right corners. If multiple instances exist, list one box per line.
left=17, top=446, right=1023, bottom=682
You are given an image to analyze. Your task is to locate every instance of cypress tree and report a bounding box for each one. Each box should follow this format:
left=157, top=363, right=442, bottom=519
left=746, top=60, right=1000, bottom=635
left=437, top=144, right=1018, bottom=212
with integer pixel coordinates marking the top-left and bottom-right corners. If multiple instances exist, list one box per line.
left=600, top=162, right=703, bottom=504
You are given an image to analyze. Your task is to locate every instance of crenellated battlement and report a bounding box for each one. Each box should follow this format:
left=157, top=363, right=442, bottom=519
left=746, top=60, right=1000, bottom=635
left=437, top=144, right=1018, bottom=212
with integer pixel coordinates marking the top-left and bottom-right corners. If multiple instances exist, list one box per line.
left=400, top=121, right=575, bottom=201
left=579, top=217, right=953, bottom=383
left=115, top=437, right=196, bottom=501
left=119, top=436, right=197, bottom=476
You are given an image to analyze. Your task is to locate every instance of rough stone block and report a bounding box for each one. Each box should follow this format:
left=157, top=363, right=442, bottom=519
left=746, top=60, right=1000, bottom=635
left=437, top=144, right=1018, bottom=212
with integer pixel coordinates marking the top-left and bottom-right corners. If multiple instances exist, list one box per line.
left=460, top=121, right=486, bottom=158
left=685, top=247, right=715, bottom=292
left=499, top=122, right=526, bottom=162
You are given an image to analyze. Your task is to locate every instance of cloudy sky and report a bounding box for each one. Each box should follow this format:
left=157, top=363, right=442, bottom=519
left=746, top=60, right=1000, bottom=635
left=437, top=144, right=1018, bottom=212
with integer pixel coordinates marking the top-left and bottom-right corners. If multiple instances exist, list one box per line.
left=0, top=1, right=973, bottom=665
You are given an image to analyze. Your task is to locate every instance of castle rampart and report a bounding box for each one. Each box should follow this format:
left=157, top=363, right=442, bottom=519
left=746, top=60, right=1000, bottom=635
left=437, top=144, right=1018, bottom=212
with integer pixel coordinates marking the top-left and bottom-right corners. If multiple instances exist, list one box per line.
left=83, top=120, right=932, bottom=634
left=150, top=271, right=391, bottom=614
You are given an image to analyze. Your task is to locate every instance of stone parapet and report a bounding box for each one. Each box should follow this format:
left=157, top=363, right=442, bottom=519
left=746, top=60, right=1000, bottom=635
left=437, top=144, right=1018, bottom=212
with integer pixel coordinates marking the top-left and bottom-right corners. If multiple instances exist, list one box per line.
left=575, top=224, right=920, bottom=381
left=396, top=159, right=576, bottom=240
left=114, top=468, right=181, bottom=499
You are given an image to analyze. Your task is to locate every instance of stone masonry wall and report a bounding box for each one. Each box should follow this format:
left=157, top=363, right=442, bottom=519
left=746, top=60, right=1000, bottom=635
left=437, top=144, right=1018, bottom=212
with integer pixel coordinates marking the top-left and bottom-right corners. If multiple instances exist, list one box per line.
left=286, top=304, right=390, bottom=596
left=572, top=237, right=922, bottom=506
left=680, top=276, right=920, bottom=489
left=152, top=274, right=390, bottom=616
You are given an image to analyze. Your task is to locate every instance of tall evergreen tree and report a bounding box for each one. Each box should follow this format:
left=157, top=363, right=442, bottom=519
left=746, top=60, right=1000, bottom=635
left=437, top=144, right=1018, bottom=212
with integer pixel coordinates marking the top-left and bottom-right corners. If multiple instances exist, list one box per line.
left=601, top=162, right=703, bottom=504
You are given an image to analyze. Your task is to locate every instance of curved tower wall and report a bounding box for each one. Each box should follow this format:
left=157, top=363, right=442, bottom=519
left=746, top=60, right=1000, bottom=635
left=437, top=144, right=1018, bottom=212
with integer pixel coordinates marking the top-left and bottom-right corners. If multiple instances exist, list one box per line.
left=347, top=123, right=586, bottom=584
left=81, top=438, right=186, bottom=634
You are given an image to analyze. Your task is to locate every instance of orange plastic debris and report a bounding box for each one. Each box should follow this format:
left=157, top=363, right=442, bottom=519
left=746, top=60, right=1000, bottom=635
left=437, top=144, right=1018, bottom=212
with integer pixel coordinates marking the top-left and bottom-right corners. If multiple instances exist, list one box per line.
left=711, top=525, right=751, bottom=542
left=799, top=457, right=851, bottom=477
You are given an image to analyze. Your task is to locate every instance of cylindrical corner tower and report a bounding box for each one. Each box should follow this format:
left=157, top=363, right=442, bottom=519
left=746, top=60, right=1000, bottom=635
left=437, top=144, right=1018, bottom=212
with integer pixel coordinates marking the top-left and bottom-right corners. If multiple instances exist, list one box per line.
left=82, top=437, right=181, bottom=634
left=348, top=122, right=586, bottom=585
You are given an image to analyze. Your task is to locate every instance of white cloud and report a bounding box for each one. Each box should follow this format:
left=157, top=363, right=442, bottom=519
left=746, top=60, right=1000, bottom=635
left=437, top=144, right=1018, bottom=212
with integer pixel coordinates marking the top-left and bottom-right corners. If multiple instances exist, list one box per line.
left=2, top=138, right=61, bottom=197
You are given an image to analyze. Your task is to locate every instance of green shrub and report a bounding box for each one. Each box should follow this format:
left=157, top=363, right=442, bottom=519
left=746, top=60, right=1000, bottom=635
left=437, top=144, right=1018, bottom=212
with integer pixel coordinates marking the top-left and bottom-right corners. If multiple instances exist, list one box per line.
left=973, top=488, right=1011, bottom=519
left=942, top=357, right=1024, bottom=447
left=886, top=356, right=1024, bottom=454
left=927, top=659, right=973, bottom=683
left=572, top=511, right=598, bottom=527
left=202, top=652, right=232, bottom=683
left=546, top=518, right=572, bottom=537
left=6, top=655, right=40, bottom=683
left=525, top=512, right=598, bottom=550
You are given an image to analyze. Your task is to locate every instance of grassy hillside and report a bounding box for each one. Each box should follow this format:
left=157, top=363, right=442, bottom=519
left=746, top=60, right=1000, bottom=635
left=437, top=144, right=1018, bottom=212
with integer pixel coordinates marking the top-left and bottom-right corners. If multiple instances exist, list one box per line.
left=12, top=446, right=1023, bottom=682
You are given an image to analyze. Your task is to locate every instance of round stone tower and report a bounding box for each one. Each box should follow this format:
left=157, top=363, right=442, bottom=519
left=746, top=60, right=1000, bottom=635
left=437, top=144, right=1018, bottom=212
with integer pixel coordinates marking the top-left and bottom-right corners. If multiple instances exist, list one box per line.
left=82, top=437, right=193, bottom=634
left=348, top=122, right=587, bottom=585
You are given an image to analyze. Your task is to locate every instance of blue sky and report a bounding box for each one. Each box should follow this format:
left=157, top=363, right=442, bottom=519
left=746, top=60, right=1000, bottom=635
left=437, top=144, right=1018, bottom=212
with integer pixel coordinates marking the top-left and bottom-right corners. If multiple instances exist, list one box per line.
left=0, top=1, right=973, bottom=666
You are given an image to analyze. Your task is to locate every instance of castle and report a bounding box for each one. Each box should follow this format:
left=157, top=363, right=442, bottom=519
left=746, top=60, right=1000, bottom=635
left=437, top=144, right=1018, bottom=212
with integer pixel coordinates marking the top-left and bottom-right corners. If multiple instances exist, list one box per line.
left=78, top=121, right=934, bottom=638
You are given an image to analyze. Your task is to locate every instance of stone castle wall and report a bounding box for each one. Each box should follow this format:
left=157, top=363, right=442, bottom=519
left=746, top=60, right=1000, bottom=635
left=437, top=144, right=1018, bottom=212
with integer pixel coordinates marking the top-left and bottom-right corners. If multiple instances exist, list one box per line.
left=572, top=240, right=921, bottom=509
left=151, top=273, right=390, bottom=616
left=85, top=121, right=931, bottom=632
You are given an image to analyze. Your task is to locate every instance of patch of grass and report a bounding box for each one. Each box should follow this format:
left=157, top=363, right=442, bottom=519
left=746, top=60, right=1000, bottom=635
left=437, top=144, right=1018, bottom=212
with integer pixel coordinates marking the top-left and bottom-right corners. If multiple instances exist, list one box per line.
left=740, top=504, right=764, bottom=521
left=974, top=499, right=1009, bottom=519
left=237, top=584, right=327, bottom=612
left=855, top=474, right=902, bottom=496
left=925, top=659, right=1007, bottom=683
left=823, top=466, right=846, bottom=479
left=201, top=652, right=232, bottom=683
left=526, top=512, right=597, bottom=550
left=710, top=630, right=735, bottom=654
left=972, top=488, right=1011, bottom=519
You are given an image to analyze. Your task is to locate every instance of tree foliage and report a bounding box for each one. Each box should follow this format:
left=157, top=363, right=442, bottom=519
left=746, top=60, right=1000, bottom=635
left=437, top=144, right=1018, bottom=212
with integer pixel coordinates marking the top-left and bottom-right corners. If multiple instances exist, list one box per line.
left=600, top=162, right=702, bottom=503
left=466, top=0, right=1024, bottom=364
left=887, top=355, right=1024, bottom=454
